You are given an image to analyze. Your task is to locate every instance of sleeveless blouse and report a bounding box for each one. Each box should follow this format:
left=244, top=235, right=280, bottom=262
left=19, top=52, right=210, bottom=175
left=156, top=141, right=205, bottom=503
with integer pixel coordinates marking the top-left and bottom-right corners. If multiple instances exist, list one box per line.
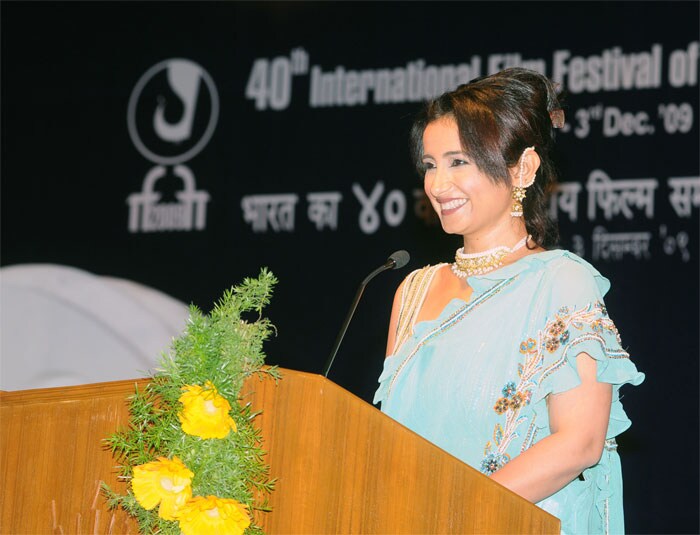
left=374, top=250, right=644, bottom=535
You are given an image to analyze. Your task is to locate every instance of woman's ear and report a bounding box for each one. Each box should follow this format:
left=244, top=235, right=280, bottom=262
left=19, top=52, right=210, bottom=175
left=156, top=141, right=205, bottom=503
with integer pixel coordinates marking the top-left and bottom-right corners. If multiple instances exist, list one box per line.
left=509, top=147, right=541, bottom=188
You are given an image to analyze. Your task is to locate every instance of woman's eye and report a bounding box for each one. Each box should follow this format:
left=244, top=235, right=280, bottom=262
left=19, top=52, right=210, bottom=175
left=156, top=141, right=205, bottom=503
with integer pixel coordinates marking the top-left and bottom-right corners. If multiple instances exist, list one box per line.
left=450, top=158, right=468, bottom=167
left=422, top=161, right=436, bottom=171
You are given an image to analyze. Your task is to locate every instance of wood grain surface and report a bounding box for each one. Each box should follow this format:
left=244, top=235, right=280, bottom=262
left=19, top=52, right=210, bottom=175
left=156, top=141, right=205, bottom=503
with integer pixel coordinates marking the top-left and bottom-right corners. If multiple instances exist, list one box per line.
left=0, top=370, right=560, bottom=534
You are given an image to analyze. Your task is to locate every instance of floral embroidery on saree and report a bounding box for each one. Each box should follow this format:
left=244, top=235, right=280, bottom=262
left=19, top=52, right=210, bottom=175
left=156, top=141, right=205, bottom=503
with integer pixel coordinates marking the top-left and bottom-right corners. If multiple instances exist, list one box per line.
left=481, top=301, right=627, bottom=475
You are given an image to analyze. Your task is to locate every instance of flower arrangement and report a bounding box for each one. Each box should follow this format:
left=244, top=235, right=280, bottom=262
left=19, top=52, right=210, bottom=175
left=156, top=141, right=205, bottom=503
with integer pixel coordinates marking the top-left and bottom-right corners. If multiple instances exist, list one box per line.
left=103, top=269, right=280, bottom=535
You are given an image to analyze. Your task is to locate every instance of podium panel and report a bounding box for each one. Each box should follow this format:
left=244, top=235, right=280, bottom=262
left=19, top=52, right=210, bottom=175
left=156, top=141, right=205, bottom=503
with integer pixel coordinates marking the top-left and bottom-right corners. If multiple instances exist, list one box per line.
left=0, top=381, right=140, bottom=533
left=0, top=369, right=560, bottom=534
left=244, top=369, right=559, bottom=534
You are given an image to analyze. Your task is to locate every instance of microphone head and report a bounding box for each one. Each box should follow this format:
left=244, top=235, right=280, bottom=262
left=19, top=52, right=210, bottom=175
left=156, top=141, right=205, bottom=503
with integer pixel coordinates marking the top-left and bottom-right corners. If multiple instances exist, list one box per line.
left=388, top=250, right=410, bottom=269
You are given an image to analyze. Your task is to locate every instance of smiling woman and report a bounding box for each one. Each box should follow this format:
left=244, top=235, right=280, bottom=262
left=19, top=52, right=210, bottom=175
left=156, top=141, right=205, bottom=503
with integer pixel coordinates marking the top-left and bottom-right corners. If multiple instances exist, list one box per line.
left=375, top=69, right=644, bottom=535
left=420, top=117, right=517, bottom=241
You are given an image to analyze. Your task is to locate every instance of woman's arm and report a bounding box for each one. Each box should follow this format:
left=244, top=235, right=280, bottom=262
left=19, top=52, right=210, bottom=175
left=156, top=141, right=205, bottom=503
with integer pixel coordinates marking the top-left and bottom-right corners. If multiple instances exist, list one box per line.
left=489, top=352, right=612, bottom=503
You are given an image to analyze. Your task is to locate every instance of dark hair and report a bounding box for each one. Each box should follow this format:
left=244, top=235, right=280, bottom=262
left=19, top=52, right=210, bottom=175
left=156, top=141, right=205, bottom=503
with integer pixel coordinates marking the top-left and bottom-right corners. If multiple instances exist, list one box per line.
left=410, top=68, right=563, bottom=248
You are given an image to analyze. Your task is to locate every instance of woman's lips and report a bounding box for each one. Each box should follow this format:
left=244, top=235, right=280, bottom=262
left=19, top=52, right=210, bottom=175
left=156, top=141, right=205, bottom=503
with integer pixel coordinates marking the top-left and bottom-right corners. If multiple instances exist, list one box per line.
left=438, top=198, right=468, bottom=215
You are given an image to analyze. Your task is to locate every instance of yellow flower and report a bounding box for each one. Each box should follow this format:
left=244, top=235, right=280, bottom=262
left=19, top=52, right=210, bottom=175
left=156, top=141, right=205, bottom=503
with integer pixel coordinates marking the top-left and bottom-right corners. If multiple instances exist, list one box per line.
left=132, top=456, right=193, bottom=520
left=178, top=381, right=237, bottom=439
left=177, top=495, right=251, bottom=535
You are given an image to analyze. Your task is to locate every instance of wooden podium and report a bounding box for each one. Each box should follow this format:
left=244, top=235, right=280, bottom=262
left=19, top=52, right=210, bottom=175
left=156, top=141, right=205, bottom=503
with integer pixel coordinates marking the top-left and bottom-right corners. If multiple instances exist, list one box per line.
left=0, top=369, right=560, bottom=534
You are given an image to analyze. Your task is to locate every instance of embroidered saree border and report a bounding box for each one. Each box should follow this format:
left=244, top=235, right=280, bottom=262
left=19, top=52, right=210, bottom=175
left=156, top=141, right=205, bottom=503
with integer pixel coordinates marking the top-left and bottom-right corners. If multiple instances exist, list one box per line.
left=392, top=264, right=445, bottom=356
left=386, top=276, right=517, bottom=400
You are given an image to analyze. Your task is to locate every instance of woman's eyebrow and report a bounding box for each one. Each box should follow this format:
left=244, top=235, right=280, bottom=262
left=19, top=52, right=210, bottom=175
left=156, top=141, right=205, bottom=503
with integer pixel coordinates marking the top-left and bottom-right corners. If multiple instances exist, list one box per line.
left=422, top=150, right=465, bottom=159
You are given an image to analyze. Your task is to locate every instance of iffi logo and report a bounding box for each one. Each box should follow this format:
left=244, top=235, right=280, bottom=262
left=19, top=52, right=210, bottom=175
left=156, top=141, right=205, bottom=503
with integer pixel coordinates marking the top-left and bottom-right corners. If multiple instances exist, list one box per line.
left=126, top=59, right=218, bottom=233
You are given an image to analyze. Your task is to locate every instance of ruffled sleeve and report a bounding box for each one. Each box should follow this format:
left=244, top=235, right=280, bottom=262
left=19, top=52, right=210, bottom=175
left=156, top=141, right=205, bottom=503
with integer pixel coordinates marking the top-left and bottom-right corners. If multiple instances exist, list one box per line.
left=529, top=253, right=645, bottom=439
left=373, top=353, right=402, bottom=405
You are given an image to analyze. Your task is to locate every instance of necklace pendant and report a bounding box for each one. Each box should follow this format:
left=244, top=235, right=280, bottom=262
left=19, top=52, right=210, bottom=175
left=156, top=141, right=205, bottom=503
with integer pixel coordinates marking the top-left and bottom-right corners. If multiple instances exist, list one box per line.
left=451, top=235, right=529, bottom=279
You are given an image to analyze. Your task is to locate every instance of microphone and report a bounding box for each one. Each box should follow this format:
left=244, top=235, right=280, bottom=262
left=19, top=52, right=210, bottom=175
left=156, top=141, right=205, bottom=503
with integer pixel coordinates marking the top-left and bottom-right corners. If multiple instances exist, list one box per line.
left=322, top=250, right=410, bottom=378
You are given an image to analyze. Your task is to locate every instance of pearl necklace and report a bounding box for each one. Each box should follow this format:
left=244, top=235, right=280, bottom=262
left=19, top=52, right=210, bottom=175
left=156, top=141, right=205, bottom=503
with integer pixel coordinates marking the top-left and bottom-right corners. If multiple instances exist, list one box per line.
left=451, top=236, right=529, bottom=279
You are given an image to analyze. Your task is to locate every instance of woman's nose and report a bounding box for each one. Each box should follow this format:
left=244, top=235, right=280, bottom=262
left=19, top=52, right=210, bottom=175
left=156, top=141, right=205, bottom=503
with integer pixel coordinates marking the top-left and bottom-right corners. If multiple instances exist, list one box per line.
left=430, top=166, right=451, bottom=196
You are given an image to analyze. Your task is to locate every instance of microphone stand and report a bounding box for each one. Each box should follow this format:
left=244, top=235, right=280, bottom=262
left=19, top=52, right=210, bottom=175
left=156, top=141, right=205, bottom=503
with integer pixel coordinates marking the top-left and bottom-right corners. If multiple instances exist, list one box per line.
left=322, top=257, right=399, bottom=378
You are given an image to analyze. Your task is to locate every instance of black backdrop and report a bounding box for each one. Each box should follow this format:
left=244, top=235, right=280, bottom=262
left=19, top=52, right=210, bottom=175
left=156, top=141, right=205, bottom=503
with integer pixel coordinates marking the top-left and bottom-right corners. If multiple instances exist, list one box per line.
left=2, top=2, right=698, bottom=533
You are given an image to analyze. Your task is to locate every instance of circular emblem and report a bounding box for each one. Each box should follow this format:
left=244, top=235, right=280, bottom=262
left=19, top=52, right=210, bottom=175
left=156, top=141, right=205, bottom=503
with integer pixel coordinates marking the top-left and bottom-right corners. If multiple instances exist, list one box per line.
left=127, top=58, right=219, bottom=165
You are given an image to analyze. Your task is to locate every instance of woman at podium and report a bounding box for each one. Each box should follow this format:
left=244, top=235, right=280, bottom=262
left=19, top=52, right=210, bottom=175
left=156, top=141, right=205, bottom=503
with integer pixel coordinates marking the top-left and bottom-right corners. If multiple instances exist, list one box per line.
left=374, top=68, right=644, bottom=534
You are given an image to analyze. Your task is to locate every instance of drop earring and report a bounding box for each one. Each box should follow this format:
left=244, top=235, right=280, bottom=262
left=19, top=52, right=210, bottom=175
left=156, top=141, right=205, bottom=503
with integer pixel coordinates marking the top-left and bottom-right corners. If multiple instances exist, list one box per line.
left=512, top=147, right=536, bottom=218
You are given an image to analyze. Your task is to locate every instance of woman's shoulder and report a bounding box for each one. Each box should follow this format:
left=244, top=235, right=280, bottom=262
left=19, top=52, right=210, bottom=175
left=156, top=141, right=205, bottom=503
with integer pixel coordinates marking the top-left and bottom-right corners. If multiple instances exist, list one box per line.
left=407, top=262, right=449, bottom=276
left=394, top=263, right=449, bottom=305
left=533, top=249, right=600, bottom=272
left=401, top=263, right=448, bottom=286
left=535, top=249, right=604, bottom=276
left=529, top=249, right=612, bottom=301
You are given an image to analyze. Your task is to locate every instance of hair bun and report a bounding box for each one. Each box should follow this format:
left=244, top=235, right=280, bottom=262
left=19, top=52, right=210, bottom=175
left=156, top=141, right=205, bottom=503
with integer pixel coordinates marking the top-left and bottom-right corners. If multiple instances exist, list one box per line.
left=549, top=109, right=565, bottom=129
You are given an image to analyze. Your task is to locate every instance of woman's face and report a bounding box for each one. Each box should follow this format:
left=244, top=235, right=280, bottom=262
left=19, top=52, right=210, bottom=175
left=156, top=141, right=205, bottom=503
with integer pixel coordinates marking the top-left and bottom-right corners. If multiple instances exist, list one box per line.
left=421, top=117, right=513, bottom=241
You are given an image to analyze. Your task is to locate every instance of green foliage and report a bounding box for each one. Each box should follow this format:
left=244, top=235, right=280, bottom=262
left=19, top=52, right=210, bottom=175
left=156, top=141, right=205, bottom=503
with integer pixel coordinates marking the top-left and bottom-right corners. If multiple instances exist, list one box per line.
left=104, top=269, right=280, bottom=534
